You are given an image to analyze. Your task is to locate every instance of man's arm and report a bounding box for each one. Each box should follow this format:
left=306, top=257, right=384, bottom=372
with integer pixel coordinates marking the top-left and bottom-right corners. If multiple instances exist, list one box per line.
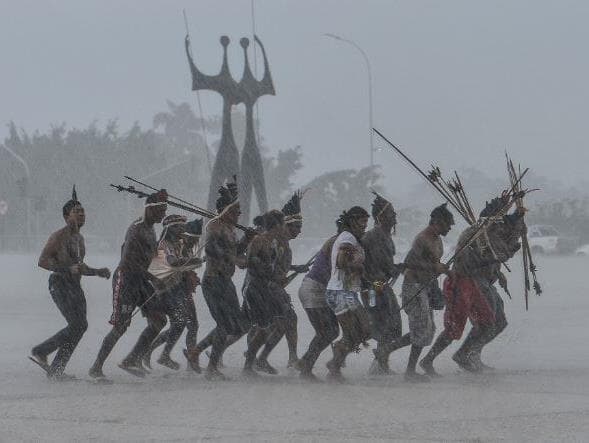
left=405, top=236, right=447, bottom=275
left=38, top=233, right=66, bottom=273
left=80, top=264, right=111, bottom=278
left=237, top=228, right=255, bottom=255
left=76, top=237, right=110, bottom=278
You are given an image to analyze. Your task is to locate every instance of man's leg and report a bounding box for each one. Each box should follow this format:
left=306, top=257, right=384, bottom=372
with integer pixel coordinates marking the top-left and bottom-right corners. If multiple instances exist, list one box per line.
left=89, top=270, right=134, bottom=379
left=369, top=290, right=395, bottom=375
left=205, top=328, right=228, bottom=380
left=453, top=326, right=484, bottom=372
left=183, top=295, right=199, bottom=371
left=121, top=312, right=167, bottom=373
left=284, top=308, right=299, bottom=366
left=455, top=280, right=497, bottom=372
left=243, top=327, right=268, bottom=376
left=47, top=287, right=88, bottom=377
left=405, top=345, right=425, bottom=381
left=471, top=284, right=507, bottom=369
left=203, top=276, right=247, bottom=380
left=256, top=321, right=283, bottom=373
left=187, top=328, right=215, bottom=364
left=31, top=277, right=81, bottom=364
left=89, top=325, right=126, bottom=378
left=419, top=289, right=468, bottom=377
left=402, top=284, right=434, bottom=382
left=419, top=330, right=453, bottom=376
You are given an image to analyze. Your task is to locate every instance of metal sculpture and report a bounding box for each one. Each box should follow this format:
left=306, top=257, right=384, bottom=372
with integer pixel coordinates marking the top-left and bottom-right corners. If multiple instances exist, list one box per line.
left=185, top=34, right=275, bottom=222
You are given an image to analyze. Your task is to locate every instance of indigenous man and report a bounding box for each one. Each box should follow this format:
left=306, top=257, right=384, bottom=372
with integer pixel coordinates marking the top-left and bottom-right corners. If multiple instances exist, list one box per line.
left=361, top=192, right=405, bottom=375
left=295, top=230, right=340, bottom=380
left=185, top=179, right=252, bottom=380
left=420, top=198, right=524, bottom=374
left=143, top=215, right=203, bottom=370
left=31, top=187, right=111, bottom=379
left=253, top=191, right=309, bottom=373
left=89, top=190, right=167, bottom=380
left=242, top=210, right=288, bottom=376
left=325, top=206, right=372, bottom=382
left=388, top=203, right=454, bottom=382
left=470, top=206, right=525, bottom=369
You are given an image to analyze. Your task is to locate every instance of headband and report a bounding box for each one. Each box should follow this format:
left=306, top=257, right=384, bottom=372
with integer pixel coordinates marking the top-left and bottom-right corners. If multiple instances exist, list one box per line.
left=144, top=201, right=167, bottom=208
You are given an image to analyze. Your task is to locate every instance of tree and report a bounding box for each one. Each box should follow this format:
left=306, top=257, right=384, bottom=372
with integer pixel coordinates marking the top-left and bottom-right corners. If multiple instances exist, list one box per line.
left=301, top=166, right=383, bottom=238
left=264, top=145, right=303, bottom=210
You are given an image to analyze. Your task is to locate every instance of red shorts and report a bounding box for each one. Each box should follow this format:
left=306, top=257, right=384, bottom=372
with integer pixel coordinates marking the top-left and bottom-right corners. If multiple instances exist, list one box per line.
left=443, top=275, right=495, bottom=340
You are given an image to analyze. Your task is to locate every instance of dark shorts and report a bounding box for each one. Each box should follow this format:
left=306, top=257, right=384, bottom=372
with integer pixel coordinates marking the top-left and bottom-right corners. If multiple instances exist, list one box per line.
left=109, top=269, right=154, bottom=328
left=202, top=275, right=249, bottom=337
left=243, top=278, right=284, bottom=329
left=363, top=284, right=402, bottom=341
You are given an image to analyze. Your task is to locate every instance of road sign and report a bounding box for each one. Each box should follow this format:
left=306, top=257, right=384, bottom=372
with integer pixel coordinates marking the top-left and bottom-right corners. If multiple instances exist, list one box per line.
left=0, top=200, right=8, bottom=216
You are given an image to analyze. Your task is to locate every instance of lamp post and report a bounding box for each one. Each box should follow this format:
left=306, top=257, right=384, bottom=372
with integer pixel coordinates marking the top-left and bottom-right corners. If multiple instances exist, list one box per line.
left=324, top=33, right=374, bottom=167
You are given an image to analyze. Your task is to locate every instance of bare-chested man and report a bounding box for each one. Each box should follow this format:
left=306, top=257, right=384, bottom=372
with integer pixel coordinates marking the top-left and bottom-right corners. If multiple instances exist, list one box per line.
left=185, top=179, right=253, bottom=380
left=362, top=192, right=405, bottom=375
left=242, top=210, right=289, bottom=376
left=253, top=191, right=309, bottom=373
left=387, top=203, right=454, bottom=382
left=88, top=190, right=167, bottom=381
left=31, top=187, right=110, bottom=379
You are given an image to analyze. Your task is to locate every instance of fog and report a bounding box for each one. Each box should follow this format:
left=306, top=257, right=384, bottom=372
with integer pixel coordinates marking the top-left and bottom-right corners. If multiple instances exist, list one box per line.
left=1, top=0, right=588, bottom=189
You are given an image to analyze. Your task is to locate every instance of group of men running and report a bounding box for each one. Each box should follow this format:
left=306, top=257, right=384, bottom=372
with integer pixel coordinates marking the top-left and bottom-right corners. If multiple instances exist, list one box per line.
left=30, top=179, right=526, bottom=384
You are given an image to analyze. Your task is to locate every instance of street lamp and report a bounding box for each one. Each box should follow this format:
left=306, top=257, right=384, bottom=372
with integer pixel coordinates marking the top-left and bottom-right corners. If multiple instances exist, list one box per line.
left=324, top=33, right=375, bottom=167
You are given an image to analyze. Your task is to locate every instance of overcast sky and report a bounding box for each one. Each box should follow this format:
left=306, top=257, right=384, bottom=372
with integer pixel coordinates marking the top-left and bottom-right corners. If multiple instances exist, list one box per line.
left=1, top=0, right=587, bottom=199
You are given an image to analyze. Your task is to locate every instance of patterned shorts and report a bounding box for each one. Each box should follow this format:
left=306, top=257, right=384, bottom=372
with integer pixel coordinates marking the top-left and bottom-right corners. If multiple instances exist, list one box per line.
left=326, top=289, right=362, bottom=316
left=401, top=282, right=436, bottom=347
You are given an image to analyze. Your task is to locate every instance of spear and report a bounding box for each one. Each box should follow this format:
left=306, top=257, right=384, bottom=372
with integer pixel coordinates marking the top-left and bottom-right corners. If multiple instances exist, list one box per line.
left=284, top=251, right=319, bottom=287
left=373, top=128, right=465, bottom=218
left=374, top=127, right=513, bottom=274
left=505, top=155, right=542, bottom=307
left=111, top=183, right=251, bottom=233
left=122, top=175, right=252, bottom=232
left=124, top=176, right=214, bottom=218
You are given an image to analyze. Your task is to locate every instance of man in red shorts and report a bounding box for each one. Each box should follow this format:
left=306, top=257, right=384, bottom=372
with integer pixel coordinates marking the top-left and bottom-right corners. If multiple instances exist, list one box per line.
left=420, top=200, right=516, bottom=375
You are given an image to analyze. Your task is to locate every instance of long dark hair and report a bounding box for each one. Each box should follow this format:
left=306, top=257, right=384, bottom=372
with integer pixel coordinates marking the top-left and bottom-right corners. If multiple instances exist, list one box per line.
left=335, top=206, right=369, bottom=240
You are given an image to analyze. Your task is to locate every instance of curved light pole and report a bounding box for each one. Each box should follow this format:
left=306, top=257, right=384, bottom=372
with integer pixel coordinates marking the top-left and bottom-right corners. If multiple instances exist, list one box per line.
left=324, top=33, right=374, bottom=167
